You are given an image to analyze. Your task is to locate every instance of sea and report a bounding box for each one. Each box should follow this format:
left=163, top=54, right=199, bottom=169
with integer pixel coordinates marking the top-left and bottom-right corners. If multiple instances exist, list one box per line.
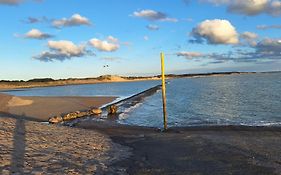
left=2, top=72, right=281, bottom=128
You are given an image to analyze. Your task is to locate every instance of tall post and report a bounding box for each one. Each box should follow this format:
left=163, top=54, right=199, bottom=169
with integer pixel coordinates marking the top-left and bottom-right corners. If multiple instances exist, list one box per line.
left=161, top=52, right=168, bottom=130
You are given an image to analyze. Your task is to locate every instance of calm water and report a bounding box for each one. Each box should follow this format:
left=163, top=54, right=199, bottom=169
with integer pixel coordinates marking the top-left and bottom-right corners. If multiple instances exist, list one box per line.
left=119, top=73, right=281, bottom=127
left=2, top=73, right=281, bottom=127
left=1, top=81, right=160, bottom=99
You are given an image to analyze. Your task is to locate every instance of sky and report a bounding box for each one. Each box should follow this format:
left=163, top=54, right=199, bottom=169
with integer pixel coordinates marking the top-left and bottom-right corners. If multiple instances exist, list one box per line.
left=0, top=0, right=281, bottom=80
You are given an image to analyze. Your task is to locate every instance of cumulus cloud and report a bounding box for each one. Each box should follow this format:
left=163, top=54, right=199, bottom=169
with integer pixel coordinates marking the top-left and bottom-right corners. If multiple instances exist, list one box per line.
left=228, top=0, right=269, bottom=15
left=34, top=40, right=92, bottom=61
left=240, top=31, right=259, bottom=46
left=201, top=0, right=281, bottom=16
left=257, top=24, right=281, bottom=30
left=52, top=14, right=91, bottom=28
left=190, top=19, right=239, bottom=45
left=89, top=36, right=120, bottom=52
left=132, top=9, right=178, bottom=22
left=268, top=0, right=281, bottom=15
left=176, top=52, right=204, bottom=59
left=146, top=24, right=160, bottom=31
left=24, top=29, right=53, bottom=39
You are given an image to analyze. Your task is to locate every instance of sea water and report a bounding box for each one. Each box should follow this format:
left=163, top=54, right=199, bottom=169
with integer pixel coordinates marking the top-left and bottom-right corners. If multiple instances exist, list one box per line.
left=1, top=80, right=160, bottom=99
left=2, top=73, right=281, bottom=127
left=118, top=73, right=281, bottom=127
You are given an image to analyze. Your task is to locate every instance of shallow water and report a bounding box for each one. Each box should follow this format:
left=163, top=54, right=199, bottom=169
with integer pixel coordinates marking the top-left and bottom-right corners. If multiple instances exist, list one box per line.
left=118, top=73, right=281, bottom=127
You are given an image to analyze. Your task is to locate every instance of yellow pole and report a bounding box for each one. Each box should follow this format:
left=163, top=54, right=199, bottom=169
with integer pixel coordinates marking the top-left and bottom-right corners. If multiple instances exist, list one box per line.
left=161, top=52, right=168, bottom=130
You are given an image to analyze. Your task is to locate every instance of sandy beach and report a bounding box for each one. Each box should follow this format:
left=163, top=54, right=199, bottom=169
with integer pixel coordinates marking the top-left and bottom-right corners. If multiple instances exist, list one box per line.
left=0, top=114, right=130, bottom=174
left=0, top=93, right=116, bottom=121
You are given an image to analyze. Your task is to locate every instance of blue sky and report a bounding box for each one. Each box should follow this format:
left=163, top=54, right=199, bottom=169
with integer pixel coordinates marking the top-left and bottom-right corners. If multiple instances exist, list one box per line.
left=0, top=0, right=281, bottom=80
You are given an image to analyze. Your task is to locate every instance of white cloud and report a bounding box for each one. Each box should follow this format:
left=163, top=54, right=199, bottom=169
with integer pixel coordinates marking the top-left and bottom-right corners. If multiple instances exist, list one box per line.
left=52, top=14, right=91, bottom=28
left=201, top=0, right=281, bottom=16
left=89, top=36, right=120, bottom=52
left=228, top=0, right=269, bottom=16
left=269, top=0, right=281, bottom=15
left=34, top=40, right=91, bottom=61
left=190, top=19, right=239, bottom=45
left=176, top=52, right=204, bottom=59
left=132, top=9, right=178, bottom=22
left=24, top=29, right=52, bottom=39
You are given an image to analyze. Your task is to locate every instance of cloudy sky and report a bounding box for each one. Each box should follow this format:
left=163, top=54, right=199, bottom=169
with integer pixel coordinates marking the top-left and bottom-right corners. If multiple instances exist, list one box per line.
left=0, top=0, right=281, bottom=80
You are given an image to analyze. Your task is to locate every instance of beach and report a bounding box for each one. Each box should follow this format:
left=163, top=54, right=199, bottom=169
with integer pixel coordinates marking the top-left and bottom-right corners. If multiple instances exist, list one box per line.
left=1, top=90, right=281, bottom=174
left=0, top=93, right=116, bottom=121
left=0, top=114, right=130, bottom=174
left=1, top=112, right=281, bottom=174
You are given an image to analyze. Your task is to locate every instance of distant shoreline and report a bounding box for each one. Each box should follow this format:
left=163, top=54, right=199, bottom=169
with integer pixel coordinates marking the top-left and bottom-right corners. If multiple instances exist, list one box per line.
left=0, top=71, right=279, bottom=90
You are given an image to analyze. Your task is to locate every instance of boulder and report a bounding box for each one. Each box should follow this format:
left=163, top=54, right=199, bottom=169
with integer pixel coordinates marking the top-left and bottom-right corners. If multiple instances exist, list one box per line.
left=91, top=108, right=102, bottom=115
left=49, top=115, right=63, bottom=124
left=76, top=111, right=88, bottom=118
left=107, top=105, right=118, bottom=114
left=63, top=112, right=78, bottom=121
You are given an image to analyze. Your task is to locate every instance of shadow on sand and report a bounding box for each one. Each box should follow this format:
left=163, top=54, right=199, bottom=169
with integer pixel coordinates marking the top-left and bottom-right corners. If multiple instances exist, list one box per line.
left=10, top=118, right=26, bottom=174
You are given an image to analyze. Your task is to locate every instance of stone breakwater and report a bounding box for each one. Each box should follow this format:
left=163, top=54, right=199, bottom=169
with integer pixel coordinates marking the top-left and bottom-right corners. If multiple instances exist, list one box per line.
left=48, top=108, right=104, bottom=124
left=49, top=84, right=162, bottom=124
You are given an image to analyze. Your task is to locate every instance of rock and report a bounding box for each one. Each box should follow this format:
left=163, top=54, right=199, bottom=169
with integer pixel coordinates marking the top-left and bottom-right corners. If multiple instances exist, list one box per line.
left=91, top=108, right=102, bottom=115
left=62, top=112, right=78, bottom=121
left=107, top=105, right=118, bottom=114
left=76, top=111, right=88, bottom=118
left=48, top=115, right=63, bottom=124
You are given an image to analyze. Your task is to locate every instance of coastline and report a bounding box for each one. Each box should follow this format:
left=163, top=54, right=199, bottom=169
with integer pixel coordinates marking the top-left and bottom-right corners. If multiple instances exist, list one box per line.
left=1, top=112, right=281, bottom=174
left=1, top=72, right=281, bottom=174
left=0, top=71, right=268, bottom=90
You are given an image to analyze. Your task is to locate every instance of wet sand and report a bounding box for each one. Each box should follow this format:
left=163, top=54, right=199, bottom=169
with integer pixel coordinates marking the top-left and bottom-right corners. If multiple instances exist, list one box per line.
left=0, top=93, right=116, bottom=121
left=75, top=120, right=281, bottom=175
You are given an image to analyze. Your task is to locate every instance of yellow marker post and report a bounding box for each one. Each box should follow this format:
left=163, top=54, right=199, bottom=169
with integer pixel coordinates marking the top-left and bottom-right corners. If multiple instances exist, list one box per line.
left=161, top=52, right=168, bottom=130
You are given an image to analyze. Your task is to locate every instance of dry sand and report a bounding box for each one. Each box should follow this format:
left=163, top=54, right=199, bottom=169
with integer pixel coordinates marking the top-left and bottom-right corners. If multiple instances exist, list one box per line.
left=0, top=93, right=116, bottom=121
left=0, top=115, right=130, bottom=174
